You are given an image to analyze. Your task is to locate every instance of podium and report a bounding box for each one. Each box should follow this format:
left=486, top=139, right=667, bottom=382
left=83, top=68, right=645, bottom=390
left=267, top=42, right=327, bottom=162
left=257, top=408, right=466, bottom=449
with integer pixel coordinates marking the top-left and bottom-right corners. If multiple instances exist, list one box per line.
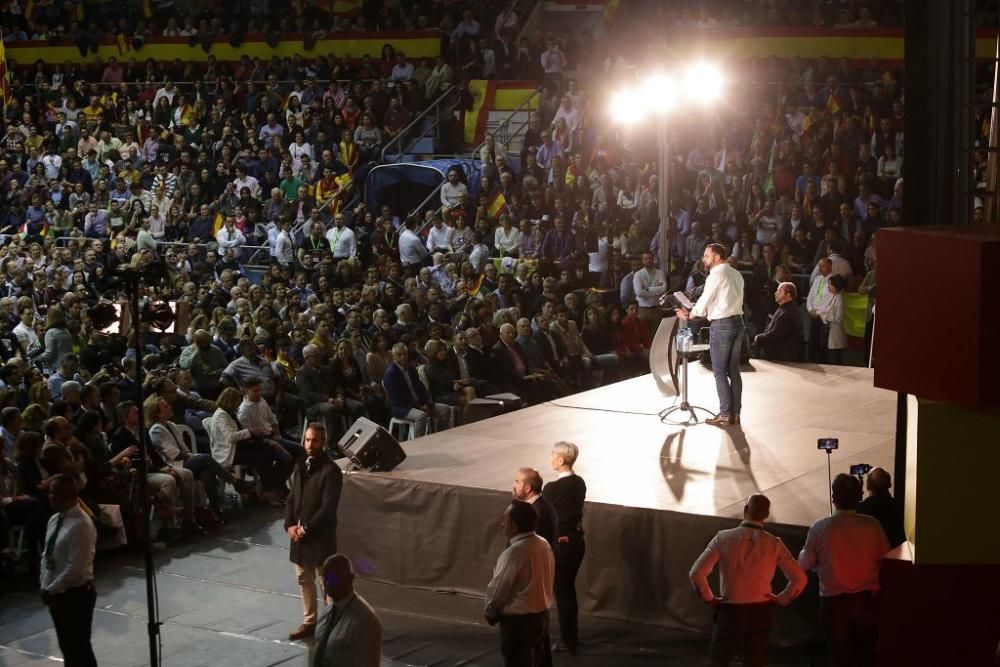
left=657, top=321, right=717, bottom=426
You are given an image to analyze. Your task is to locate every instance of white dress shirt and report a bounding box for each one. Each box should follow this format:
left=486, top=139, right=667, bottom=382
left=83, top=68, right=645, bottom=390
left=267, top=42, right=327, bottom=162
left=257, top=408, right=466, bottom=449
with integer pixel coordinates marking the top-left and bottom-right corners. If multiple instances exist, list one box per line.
left=216, top=227, right=246, bottom=251
left=237, top=397, right=279, bottom=433
left=426, top=224, right=454, bottom=252
left=314, top=592, right=383, bottom=667
left=398, top=228, right=429, bottom=267
left=806, top=273, right=833, bottom=313
left=485, top=532, right=555, bottom=617
left=326, top=224, right=357, bottom=260
left=275, top=229, right=294, bottom=266
left=633, top=267, right=667, bottom=308
left=494, top=226, right=522, bottom=255
left=690, top=262, right=745, bottom=320
left=690, top=521, right=807, bottom=605
left=798, top=510, right=890, bottom=597
left=40, top=503, right=96, bottom=594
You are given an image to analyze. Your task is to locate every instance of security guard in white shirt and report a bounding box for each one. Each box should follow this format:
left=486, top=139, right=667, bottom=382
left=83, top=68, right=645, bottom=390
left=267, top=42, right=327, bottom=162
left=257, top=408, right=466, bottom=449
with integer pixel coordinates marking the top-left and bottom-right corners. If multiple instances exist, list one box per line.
left=40, top=474, right=98, bottom=667
left=676, top=243, right=746, bottom=425
left=690, top=494, right=807, bottom=667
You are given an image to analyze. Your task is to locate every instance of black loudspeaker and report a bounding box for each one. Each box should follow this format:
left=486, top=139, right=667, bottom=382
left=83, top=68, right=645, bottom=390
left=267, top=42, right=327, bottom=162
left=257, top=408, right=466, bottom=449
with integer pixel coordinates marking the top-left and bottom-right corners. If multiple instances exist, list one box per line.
left=336, top=417, right=407, bottom=472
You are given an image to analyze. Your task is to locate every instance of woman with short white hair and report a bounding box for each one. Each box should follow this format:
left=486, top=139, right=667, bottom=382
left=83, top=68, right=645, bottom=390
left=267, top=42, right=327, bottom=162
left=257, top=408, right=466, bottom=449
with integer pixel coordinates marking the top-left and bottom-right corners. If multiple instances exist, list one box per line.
left=543, top=441, right=587, bottom=654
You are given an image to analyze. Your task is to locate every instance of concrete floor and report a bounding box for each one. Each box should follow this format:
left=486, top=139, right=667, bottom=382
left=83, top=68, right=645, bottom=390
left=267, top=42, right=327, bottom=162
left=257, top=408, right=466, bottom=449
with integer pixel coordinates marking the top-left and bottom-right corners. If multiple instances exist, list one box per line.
left=0, top=508, right=828, bottom=666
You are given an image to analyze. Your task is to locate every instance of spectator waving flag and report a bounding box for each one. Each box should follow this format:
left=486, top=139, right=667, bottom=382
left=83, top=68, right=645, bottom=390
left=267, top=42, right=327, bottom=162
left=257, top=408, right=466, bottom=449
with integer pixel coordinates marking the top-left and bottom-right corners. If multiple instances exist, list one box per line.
left=0, top=36, right=9, bottom=109
left=485, top=190, right=507, bottom=221
left=213, top=212, right=225, bottom=235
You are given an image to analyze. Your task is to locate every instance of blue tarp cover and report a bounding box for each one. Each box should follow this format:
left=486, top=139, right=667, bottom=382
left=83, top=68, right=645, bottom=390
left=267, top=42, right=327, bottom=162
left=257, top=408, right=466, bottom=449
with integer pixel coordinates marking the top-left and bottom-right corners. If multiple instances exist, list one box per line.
left=364, top=158, right=481, bottom=216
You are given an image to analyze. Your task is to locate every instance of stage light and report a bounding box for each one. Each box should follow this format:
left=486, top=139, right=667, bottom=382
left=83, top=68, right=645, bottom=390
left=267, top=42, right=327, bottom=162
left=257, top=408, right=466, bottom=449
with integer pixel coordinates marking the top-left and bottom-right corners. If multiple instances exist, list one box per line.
left=609, top=88, right=647, bottom=125
left=641, top=71, right=677, bottom=114
left=683, top=62, right=724, bottom=103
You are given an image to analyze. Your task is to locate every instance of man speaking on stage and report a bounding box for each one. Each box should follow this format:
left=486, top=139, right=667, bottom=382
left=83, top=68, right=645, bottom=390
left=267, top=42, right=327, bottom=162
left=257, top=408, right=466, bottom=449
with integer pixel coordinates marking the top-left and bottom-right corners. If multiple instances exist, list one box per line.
left=675, top=243, right=746, bottom=426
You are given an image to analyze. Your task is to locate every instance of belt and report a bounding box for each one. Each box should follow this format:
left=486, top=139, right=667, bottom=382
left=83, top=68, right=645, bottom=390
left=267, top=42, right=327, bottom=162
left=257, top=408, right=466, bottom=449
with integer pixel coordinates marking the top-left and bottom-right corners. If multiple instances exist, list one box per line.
left=711, top=315, right=743, bottom=322
left=55, top=581, right=95, bottom=595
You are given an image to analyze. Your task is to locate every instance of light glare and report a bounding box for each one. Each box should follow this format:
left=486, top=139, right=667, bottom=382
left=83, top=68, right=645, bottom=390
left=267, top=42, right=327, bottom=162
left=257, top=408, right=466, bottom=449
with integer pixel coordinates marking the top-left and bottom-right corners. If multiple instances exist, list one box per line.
left=641, top=72, right=676, bottom=114
left=683, top=62, right=724, bottom=103
left=609, top=89, right=646, bottom=125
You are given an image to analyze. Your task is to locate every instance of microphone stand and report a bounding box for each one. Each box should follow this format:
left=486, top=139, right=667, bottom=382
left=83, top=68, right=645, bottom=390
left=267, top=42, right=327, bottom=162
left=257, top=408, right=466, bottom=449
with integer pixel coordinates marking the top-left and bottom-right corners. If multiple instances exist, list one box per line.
left=118, top=266, right=162, bottom=667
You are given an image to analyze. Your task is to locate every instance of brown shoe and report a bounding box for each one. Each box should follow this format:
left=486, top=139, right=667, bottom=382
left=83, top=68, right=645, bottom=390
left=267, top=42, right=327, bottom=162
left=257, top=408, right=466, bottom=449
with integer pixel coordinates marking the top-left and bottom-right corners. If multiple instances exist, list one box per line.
left=705, top=414, right=731, bottom=426
left=288, top=623, right=315, bottom=640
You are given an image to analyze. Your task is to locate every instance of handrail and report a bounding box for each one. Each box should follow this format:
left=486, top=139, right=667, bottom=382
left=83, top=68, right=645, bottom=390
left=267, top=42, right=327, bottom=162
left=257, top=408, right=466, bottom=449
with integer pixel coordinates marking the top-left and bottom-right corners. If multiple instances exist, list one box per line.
left=380, top=84, right=456, bottom=162
left=470, top=85, right=542, bottom=162
left=410, top=181, right=447, bottom=233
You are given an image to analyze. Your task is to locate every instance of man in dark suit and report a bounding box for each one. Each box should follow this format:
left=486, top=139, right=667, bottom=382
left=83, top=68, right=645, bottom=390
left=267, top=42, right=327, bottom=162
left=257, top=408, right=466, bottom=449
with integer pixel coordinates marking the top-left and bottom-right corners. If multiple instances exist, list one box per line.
left=491, top=323, right=547, bottom=404
left=383, top=342, right=449, bottom=438
left=512, top=467, right=558, bottom=548
left=753, top=282, right=804, bottom=362
left=858, top=467, right=906, bottom=548
left=285, top=422, right=343, bottom=641
left=295, top=344, right=351, bottom=445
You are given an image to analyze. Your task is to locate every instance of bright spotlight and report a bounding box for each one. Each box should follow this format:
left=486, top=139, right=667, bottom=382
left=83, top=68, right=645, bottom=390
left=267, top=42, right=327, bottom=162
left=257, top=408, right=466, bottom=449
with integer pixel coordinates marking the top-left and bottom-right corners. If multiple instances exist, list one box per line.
left=608, top=88, right=646, bottom=124
left=641, top=72, right=676, bottom=114
left=683, top=62, right=724, bottom=104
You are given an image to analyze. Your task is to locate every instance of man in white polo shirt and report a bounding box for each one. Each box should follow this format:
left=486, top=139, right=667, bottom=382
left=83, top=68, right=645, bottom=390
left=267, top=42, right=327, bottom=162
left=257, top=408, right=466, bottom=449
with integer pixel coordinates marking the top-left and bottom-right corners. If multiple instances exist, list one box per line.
left=325, top=212, right=356, bottom=263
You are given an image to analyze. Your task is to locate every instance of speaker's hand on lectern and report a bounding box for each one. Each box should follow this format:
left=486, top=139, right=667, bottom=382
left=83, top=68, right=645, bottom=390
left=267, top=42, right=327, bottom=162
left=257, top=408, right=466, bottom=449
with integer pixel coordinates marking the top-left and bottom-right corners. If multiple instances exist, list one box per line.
left=675, top=308, right=689, bottom=321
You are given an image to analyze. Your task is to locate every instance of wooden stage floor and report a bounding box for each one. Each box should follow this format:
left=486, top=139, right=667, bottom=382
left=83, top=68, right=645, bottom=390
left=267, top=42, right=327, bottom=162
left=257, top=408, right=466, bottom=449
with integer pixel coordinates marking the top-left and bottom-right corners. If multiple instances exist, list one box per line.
left=374, top=360, right=896, bottom=528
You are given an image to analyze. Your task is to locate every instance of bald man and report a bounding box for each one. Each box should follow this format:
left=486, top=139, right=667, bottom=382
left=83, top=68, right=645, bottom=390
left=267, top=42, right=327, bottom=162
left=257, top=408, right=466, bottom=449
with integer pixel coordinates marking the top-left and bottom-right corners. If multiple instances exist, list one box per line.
left=178, top=329, right=229, bottom=399
left=690, top=494, right=807, bottom=667
left=857, top=467, right=905, bottom=548
left=313, top=554, right=382, bottom=666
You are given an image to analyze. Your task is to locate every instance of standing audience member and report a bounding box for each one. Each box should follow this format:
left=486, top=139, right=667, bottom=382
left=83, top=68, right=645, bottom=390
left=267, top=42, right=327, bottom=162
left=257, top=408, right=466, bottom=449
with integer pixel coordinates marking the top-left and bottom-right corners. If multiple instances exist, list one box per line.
left=542, top=441, right=587, bottom=654
left=857, top=467, right=906, bottom=548
left=285, top=423, right=344, bottom=641
left=312, top=554, right=383, bottom=667
left=485, top=500, right=555, bottom=667
left=689, top=494, right=808, bottom=667
left=40, top=474, right=98, bottom=667
left=799, top=474, right=890, bottom=667
left=511, top=466, right=558, bottom=547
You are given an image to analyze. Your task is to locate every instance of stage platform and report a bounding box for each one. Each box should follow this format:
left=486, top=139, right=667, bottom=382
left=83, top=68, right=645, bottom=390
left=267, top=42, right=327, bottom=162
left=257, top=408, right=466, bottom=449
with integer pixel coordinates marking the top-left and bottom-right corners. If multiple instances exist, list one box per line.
left=338, top=361, right=896, bottom=642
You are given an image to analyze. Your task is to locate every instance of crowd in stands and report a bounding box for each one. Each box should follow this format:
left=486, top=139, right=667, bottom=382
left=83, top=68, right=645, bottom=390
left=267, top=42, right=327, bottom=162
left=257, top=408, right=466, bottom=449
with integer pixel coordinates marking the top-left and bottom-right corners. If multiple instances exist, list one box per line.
left=0, top=0, right=924, bottom=587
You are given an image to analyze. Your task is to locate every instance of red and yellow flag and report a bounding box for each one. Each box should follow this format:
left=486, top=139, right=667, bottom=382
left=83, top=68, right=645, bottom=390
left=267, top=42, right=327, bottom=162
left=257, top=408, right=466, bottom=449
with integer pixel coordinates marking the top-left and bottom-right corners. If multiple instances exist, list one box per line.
left=212, top=212, right=225, bottom=235
left=485, top=190, right=507, bottom=220
left=0, top=38, right=9, bottom=109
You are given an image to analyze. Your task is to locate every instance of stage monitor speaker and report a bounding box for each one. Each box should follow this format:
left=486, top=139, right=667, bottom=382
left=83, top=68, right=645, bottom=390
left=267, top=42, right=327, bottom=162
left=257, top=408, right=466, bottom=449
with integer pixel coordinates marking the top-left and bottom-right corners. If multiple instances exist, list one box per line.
left=336, top=417, right=407, bottom=472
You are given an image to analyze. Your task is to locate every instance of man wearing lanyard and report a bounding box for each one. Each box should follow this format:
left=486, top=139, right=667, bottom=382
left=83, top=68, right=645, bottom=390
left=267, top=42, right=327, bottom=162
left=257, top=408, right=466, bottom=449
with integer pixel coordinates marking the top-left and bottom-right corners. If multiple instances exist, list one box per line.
left=40, top=474, right=98, bottom=667
left=675, top=243, right=746, bottom=426
left=325, top=213, right=357, bottom=264
left=689, top=494, right=807, bottom=666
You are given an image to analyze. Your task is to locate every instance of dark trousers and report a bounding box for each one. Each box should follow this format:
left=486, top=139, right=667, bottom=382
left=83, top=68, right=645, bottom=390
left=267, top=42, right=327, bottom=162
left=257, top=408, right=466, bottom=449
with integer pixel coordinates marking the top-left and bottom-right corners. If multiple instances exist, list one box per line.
left=499, top=611, right=549, bottom=667
left=820, top=592, right=878, bottom=667
left=0, top=496, right=47, bottom=558
left=232, top=440, right=290, bottom=493
left=808, top=317, right=827, bottom=363
left=553, top=532, right=585, bottom=650
left=48, top=582, right=98, bottom=667
left=708, top=602, right=773, bottom=667
left=182, top=453, right=226, bottom=513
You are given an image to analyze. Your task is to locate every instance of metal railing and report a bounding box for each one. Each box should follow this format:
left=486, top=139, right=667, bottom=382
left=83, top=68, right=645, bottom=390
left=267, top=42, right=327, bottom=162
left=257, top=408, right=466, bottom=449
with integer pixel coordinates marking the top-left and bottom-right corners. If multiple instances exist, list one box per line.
left=470, top=85, right=542, bottom=162
left=380, top=85, right=457, bottom=163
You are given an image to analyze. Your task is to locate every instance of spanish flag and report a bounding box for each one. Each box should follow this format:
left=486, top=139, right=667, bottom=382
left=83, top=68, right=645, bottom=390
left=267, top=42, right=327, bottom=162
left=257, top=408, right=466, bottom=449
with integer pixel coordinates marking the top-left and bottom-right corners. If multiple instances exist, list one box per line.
left=212, top=212, right=225, bottom=235
left=116, top=32, right=130, bottom=56
left=329, top=0, right=363, bottom=16
left=23, top=1, right=35, bottom=28
left=467, top=273, right=486, bottom=297
left=0, top=38, right=8, bottom=109
left=141, top=0, right=153, bottom=18
left=485, top=190, right=506, bottom=220
left=826, top=92, right=841, bottom=116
